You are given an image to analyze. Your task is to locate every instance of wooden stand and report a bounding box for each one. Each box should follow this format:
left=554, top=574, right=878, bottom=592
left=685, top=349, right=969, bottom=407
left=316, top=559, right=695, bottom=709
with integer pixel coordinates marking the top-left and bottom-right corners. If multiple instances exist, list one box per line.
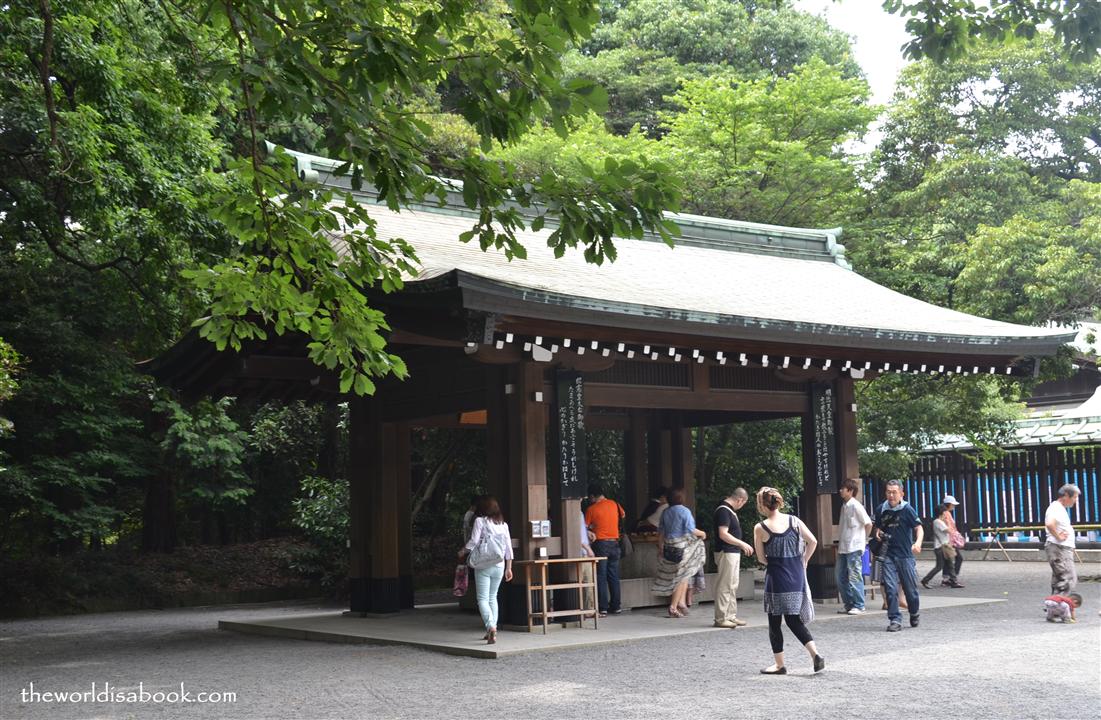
left=517, top=557, right=602, bottom=634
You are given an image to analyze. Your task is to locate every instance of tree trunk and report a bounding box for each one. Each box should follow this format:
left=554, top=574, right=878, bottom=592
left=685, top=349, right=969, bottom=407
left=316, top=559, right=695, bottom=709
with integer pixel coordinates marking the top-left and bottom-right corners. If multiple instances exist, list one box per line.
left=142, top=464, right=178, bottom=552
left=411, top=441, right=459, bottom=521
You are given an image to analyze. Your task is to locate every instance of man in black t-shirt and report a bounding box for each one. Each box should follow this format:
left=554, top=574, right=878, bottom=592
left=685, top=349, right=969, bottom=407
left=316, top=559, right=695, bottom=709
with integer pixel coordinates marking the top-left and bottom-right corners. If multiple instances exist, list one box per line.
left=713, top=488, right=754, bottom=628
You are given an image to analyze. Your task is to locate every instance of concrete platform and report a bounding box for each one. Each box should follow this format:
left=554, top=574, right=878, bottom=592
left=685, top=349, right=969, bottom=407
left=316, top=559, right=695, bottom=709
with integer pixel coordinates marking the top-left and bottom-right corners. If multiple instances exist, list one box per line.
left=219, top=595, right=1004, bottom=659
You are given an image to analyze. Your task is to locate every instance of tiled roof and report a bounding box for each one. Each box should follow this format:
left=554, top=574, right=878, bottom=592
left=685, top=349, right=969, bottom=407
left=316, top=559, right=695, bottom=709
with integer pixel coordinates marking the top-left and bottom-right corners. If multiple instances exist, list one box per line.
left=283, top=147, right=1076, bottom=356
left=357, top=204, right=1074, bottom=355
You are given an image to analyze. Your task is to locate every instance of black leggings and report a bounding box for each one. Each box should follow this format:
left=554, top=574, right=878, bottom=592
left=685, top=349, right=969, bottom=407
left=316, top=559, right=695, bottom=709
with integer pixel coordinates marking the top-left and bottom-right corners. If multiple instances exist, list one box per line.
left=768, top=613, right=813, bottom=654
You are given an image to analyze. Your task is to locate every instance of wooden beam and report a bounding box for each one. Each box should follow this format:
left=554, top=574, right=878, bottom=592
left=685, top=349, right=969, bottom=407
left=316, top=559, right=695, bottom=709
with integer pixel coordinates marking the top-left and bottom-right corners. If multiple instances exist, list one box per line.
left=382, top=388, right=486, bottom=423
left=585, top=385, right=807, bottom=413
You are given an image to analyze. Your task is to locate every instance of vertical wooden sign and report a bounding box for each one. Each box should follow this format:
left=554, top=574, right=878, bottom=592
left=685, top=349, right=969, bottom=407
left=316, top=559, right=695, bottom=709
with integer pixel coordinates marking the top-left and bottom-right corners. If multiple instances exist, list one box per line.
left=811, top=382, right=840, bottom=494
left=555, top=370, right=588, bottom=500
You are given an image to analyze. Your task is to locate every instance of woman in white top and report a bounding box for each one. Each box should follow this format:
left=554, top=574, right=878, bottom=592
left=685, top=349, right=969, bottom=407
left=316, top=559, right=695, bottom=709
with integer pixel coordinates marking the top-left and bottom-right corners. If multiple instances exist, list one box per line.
left=459, top=495, right=513, bottom=644
left=921, top=504, right=962, bottom=588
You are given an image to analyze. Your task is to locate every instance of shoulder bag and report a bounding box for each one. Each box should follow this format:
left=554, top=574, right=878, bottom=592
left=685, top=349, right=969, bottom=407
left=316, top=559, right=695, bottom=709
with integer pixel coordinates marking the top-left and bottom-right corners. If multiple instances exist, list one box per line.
left=467, top=520, right=507, bottom=570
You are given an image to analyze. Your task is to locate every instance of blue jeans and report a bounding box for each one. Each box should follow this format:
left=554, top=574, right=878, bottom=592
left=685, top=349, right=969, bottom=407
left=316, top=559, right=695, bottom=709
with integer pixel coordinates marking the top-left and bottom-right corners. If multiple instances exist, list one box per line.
left=836, top=551, right=865, bottom=610
left=592, top=539, right=621, bottom=612
left=474, top=564, right=504, bottom=630
left=881, top=555, right=920, bottom=624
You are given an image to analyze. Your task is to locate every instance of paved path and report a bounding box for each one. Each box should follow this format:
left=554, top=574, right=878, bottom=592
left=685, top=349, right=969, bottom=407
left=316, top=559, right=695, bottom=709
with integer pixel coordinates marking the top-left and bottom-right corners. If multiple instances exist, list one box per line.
left=2, top=561, right=1098, bottom=719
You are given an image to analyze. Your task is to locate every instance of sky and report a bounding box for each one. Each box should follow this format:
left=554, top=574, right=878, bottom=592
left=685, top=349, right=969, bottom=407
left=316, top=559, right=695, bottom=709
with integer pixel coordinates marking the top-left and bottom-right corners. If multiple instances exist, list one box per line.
left=793, top=0, right=913, bottom=106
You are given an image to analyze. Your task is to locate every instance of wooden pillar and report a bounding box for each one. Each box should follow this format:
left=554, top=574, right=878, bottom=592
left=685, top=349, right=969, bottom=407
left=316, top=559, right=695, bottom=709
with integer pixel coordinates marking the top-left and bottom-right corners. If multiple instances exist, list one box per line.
left=671, top=426, right=696, bottom=510
left=836, top=377, right=860, bottom=500
left=561, top=498, right=583, bottom=558
left=623, top=410, right=649, bottom=523
left=394, top=423, right=414, bottom=609
left=486, top=366, right=509, bottom=507
left=507, top=362, right=549, bottom=560
left=647, top=413, right=674, bottom=491
left=348, top=397, right=402, bottom=614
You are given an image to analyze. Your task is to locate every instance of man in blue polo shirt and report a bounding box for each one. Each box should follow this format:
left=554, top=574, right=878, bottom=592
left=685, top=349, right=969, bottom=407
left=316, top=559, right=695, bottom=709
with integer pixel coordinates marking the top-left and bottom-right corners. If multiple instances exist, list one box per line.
left=873, top=480, right=924, bottom=632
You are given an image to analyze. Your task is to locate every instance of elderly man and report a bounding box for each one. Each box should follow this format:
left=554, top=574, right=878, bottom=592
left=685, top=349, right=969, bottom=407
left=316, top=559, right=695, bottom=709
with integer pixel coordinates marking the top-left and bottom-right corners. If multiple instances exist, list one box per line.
left=872, top=480, right=923, bottom=633
left=712, top=487, right=754, bottom=628
left=1044, top=484, right=1081, bottom=594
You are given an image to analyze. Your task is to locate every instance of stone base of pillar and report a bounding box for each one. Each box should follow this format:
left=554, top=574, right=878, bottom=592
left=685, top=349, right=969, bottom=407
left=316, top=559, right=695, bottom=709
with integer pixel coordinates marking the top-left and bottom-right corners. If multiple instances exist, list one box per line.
left=806, top=562, right=839, bottom=601
left=349, top=577, right=402, bottom=614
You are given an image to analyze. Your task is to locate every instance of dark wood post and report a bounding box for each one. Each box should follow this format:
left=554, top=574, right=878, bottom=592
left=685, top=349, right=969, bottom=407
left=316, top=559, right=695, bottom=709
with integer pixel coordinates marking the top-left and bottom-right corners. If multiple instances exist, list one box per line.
left=647, top=413, right=673, bottom=491
left=347, top=397, right=402, bottom=614
left=485, top=366, right=509, bottom=507
left=623, top=409, right=649, bottom=524
left=672, top=426, right=696, bottom=510
left=394, top=422, right=414, bottom=609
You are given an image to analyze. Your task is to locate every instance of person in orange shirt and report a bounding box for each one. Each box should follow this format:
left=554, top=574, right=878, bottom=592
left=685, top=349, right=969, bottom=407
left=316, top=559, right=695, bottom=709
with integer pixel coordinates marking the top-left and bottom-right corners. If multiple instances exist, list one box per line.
left=585, top=484, right=626, bottom=616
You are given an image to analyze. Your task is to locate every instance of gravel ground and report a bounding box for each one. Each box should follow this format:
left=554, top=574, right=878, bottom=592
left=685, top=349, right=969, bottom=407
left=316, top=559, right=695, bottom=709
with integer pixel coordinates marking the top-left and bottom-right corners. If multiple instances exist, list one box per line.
left=2, top=561, right=1098, bottom=720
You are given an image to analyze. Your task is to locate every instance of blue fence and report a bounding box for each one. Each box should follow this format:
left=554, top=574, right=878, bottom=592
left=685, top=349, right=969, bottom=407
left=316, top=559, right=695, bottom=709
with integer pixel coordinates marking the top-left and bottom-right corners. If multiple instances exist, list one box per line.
left=863, top=444, right=1100, bottom=542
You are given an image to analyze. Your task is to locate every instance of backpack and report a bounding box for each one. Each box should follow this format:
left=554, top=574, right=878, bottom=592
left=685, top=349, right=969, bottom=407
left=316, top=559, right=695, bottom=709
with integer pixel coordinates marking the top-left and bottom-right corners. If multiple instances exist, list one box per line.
left=467, top=519, right=508, bottom=570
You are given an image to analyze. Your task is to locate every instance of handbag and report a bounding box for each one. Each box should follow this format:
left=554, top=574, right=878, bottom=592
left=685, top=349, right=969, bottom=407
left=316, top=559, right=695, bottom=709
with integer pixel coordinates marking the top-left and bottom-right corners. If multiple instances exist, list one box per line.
left=452, top=564, right=469, bottom=597
left=617, top=502, right=633, bottom=557
left=867, top=531, right=886, bottom=557
left=799, top=579, right=816, bottom=624
left=949, top=530, right=966, bottom=549
left=467, top=521, right=507, bottom=570
left=662, top=544, right=684, bottom=564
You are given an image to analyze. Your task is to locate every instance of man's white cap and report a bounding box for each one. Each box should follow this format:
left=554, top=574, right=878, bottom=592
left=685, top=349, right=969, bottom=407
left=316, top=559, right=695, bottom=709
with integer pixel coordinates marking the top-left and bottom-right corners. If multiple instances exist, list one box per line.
left=943, top=495, right=959, bottom=506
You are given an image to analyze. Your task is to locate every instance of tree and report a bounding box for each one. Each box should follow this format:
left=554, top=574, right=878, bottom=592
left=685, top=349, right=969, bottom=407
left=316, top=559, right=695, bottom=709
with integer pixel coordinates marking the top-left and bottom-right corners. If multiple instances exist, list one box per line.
left=565, top=0, right=861, bottom=134
left=659, top=58, right=876, bottom=225
left=882, top=0, right=1101, bottom=62
left=844, top=33, right=1100, bottom=477
left=4, top=0, right=683, bottom=401
left=0, top=339, right=18, bottom=440
left=955, top=181, right=1101, bottom=327
left=159, top=397, right=250, bottom=545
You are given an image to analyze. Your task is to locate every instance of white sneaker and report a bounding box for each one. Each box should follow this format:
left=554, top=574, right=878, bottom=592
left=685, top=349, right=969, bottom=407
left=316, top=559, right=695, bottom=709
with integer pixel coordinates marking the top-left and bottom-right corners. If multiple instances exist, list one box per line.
left=847, top=608, right=865, bottom=615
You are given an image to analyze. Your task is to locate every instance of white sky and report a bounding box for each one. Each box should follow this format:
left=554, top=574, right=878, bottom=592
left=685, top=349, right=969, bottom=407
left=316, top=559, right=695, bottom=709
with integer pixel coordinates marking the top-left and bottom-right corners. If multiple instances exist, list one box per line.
left=793, top=0, right=913, bottom=106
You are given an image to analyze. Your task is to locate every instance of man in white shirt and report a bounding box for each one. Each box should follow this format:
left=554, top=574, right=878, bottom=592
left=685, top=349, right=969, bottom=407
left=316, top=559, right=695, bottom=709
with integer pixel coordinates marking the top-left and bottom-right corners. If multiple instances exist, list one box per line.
left=836, top=478, right=872, bottom=615
left=1044, top=484, right=1080, bottom=594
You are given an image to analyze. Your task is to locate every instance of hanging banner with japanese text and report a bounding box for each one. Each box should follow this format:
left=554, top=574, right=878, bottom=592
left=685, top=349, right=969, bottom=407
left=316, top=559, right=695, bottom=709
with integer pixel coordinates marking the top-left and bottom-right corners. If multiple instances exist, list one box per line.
left=810, top=382, right=840, bottom=494
left=555, top=370, right=588, bottom=500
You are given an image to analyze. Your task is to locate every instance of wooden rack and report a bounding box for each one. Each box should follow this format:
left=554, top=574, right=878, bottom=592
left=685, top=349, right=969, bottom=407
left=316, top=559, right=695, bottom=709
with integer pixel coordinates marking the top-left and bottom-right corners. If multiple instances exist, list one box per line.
left=517, top=557, right=603, bottom=634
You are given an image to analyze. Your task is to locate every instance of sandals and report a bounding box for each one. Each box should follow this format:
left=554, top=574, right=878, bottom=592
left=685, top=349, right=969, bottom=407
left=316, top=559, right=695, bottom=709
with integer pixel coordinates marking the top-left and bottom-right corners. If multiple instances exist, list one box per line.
left=677, top=604, right=690, bottom=616
left=667, top=606, right=685, bottom=618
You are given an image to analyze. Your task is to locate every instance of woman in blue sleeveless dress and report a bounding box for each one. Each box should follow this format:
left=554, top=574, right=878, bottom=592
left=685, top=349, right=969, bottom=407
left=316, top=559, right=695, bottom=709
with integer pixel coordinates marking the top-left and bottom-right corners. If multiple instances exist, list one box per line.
left=752, top=487, right=825, bottom=675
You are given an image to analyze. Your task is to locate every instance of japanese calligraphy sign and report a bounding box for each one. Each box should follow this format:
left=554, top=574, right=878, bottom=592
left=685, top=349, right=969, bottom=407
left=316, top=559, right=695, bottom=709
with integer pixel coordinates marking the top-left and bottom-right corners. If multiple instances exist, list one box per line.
left=555, top=370, right=588, bottom=500
left=810, top=382, right=840, bottom=494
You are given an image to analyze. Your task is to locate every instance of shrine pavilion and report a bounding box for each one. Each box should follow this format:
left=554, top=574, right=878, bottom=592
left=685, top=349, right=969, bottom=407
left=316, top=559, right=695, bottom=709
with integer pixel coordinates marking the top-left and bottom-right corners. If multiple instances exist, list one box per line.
left=147, top=148, right=1076, bottom=616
